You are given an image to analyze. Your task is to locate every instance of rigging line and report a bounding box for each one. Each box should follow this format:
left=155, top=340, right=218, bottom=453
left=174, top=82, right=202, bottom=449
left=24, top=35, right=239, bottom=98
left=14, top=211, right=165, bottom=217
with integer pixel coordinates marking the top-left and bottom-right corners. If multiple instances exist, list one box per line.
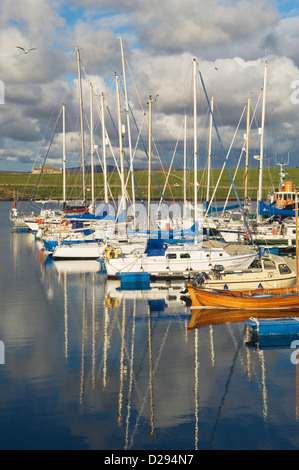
left=208, top=325, right=246, bottom=450
left=205, top=103, right=247, bottom=216
left=30, top=106, right=63, bottom=201
left=124, top=58, right=169, bottom=204
left=198, top=69, right=253, bottom=243
left=223, top=95, right=262, bottom=213
left=82, top=110, right=118, bottom=205
left=158, top=118, right=184, bottom=211
left=105, top=104, right=131, bottom=200
left=128, top=320, right=171, bottom=449
left=127, top=100, right=167, bottom=204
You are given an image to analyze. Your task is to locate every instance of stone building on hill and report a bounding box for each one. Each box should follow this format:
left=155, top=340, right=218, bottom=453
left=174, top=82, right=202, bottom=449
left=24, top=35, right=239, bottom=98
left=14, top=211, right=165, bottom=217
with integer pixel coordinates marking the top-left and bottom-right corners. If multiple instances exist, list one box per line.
left=32, top=164, right=62, bottom=175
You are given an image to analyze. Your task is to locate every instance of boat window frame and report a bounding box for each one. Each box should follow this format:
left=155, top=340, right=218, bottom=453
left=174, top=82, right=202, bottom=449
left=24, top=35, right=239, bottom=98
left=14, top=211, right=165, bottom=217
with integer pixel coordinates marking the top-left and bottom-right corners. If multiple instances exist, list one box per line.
left=263, top=259, right=276, bottom=270
left=278, top=263, right=292, bottom=275
left=180, top=253, right=190, bottom=259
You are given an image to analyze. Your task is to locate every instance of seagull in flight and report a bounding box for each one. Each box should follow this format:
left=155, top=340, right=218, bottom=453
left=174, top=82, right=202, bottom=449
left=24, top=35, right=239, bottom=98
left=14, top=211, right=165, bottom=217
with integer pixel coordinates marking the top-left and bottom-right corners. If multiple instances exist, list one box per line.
left=16, top=46, right=37, bottom=54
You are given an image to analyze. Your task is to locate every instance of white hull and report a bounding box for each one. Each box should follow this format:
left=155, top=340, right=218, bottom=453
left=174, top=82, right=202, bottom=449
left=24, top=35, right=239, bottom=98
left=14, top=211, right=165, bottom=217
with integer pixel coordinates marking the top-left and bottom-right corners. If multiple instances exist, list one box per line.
left=52, top=239, right=146, bottom=260
left=105, top=246, right=256, bottom=278
left=52, top=242, right=103, bottom=259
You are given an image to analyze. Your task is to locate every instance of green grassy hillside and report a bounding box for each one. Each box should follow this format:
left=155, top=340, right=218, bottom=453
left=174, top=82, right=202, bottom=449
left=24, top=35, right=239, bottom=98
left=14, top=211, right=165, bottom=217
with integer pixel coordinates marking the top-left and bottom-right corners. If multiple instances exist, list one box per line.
left=1, top=166, right=297, bottom=201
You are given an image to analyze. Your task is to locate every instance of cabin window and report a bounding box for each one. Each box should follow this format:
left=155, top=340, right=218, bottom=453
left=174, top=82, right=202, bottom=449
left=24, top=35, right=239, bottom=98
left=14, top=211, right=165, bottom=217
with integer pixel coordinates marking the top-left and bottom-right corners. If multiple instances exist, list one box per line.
left=278, top=263, right=292, bottom=275
left=288, top=194, right=292, bottom=200
left=180, top=253, right=190, bottom=259
left=166, top=253, right=177, bottom=259
left=263, top=260, right=276, bottom=270
left=167, top=295, right=177, bottom=301
left=284, top=194, right=287, bottom=201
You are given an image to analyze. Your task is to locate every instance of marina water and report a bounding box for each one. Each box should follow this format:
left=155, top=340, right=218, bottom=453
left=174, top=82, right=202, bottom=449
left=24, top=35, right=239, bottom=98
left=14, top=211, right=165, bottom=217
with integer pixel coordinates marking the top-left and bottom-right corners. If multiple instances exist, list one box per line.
left=1, top=201, right=299, bottom=450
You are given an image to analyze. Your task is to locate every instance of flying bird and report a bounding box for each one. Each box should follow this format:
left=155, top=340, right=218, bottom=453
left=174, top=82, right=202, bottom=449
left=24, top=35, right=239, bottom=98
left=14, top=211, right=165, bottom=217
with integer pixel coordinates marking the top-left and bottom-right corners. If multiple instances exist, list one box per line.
left=16, top=46, right=37, bottom=54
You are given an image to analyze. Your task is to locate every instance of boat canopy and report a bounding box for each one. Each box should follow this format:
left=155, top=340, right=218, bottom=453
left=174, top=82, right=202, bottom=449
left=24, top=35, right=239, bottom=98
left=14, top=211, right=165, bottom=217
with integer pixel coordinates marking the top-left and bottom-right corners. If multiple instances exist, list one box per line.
left=259, top=200, right=297, bottom=218
left=144, top=239, right=168, bottom=256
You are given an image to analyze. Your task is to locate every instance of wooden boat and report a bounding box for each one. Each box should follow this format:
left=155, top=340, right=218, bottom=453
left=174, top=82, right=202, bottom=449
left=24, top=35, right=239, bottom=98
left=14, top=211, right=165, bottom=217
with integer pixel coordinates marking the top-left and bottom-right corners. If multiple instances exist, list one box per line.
left=186, top=284, right=299, bottom=309
left=189, top=254, right=296, bottom=291
left=186, top=282, right=297, bottom=308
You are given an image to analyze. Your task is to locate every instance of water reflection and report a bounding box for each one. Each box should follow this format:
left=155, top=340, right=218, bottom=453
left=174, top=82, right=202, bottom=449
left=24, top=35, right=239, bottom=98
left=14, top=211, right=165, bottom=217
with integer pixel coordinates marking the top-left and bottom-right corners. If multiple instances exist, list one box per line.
left=3, top=203, right=299, bottom=449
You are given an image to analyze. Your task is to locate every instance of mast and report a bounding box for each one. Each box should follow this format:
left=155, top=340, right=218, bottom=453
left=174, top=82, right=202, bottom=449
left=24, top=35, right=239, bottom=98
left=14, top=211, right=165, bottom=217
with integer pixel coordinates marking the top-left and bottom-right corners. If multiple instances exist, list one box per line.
left=206, top=96, right=214, bottom=204
left=147, top=95, right=153, bottom=238
left=62, top=103, right=66, bottom=206
left=89, top=82, right=95, bottom=213
left=115, top=74, right=126, bottom=220
left=183, top=114, right=187, bottom=207
left=244, top=97, right=251, bottom=204
left=119, top=37, right=135, bottom=212
left=257, top=60, right=268, bottom=222
left=193, top=58, right=198, bottom=234
left=76, top=46, right=86, bottom=206
left=101, top=93, right=109, bottom=204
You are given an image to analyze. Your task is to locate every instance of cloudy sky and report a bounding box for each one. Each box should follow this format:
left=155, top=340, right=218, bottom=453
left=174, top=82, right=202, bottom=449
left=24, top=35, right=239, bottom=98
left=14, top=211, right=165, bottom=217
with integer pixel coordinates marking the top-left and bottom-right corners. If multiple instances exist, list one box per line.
left=0, top=0, right=299, bottom=173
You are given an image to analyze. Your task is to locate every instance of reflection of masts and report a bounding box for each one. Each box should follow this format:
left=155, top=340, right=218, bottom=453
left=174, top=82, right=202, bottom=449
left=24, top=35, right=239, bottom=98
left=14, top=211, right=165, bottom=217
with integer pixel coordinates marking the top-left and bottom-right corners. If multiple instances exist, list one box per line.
left=125, top=299, right=136, bottom=450
left=148, top=304, right=155, bottom=440
left=92, top=273, right=96, bottom=389
left=194, top=329, right=199, bottom=450
left=246, top=327, right=252, bottom=382
left=80, top=275, right=87, bottom=404
left=209, top=327, right=245, bottom=449
left=259, top=350, right=268, bottom=420
left=64, top=270, right=68, bottom=358
left=118, top=299, right=126, bottom=425
left=128, top=321, right=171, bottom=449
left=209, top=325, right=215, bottom=367
left=102, top=304, right=109, bottom=389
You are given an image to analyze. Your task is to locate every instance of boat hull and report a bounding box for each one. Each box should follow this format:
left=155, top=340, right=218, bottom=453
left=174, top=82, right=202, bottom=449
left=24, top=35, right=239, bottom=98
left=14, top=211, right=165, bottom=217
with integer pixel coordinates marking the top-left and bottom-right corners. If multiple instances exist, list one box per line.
left=105, top=249, right=256, bottom=279
left=188, top=286, right=299, bottom=309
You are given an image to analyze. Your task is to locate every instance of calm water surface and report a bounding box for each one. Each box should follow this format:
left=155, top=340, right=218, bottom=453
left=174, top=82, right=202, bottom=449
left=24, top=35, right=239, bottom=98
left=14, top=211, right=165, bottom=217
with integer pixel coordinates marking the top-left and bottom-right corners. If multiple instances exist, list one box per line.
left=1, top=201, right=299, bottom=450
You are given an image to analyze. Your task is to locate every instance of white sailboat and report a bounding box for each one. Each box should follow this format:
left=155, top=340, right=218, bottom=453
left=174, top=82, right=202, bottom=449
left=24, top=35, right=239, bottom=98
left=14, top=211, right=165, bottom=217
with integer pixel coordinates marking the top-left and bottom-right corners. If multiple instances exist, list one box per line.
left=105, top=239, right=257, bottom=279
